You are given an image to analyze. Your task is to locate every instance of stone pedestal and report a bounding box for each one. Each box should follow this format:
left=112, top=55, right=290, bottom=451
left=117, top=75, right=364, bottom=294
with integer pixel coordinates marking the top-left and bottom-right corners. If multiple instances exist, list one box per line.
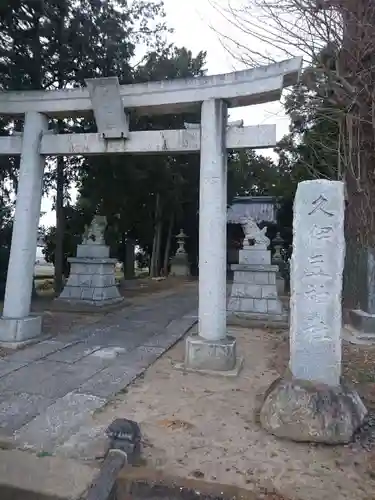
left=227, top=245, right=287, bottom=327
left=54, top=242, right=123, bottom=311
left=170, top=253, right=190, bottom=277
left=260, top=180, right=366, bottom=443
left=0, top=315, right=42, bottom=348
left=348, top=309, right=375, bottom=343
left=344, top=245, right=375, bottom=344
left=178, top=334, right=242, bottom=377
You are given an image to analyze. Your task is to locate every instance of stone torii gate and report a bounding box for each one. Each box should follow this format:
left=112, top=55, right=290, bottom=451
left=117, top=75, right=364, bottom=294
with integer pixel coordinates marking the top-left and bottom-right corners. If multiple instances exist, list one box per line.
left=0, top=58, right=301, bottom=372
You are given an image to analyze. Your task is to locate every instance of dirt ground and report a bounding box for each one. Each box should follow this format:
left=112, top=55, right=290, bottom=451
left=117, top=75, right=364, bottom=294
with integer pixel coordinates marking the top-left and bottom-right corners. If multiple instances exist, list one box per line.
left=3, top=278, right=375, bottom=499
left=91, top=326, right=375, bottom=500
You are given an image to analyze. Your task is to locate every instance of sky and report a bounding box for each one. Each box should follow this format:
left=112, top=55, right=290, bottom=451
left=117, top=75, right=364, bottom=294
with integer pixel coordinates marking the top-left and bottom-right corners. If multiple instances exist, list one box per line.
left=40, top=0, right=290, bottom=228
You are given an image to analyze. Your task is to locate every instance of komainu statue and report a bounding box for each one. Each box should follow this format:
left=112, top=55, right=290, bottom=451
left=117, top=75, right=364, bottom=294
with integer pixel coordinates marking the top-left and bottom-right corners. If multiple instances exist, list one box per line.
left=241, top=217, right=270, bottom=249
left=82, top=215, right=107, bottom=245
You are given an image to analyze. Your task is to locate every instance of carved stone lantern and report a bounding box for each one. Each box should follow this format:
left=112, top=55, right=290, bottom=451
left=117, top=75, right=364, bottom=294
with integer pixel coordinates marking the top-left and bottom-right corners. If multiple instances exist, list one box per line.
left=176, top=229, right=188, bottom=254
left=170, top=229, right=190, bottom=277
left=272, top=232, right=284, bottom=264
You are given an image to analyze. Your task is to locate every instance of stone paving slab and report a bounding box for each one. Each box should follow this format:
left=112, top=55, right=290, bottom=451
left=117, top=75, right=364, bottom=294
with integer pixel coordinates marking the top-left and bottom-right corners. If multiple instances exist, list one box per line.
left=143, top=318, right=195, bottom=349
left=0, top=360, right=66, bottom=394
left=55, top=327, right=95, bottom=344
left=84, top=327, right=151, bottom=350
left=14, top=392, right=106, bottom=453
left=45, top=341, right=102, bottom=363
left=24, top=361, right=105, bottom=399
left=143, top=331, right=181, bottom=349
left=0, top=359, right=28, bottom=377
left=76, top=364, right=140, bottom=398
left=126, top=308, right=183, bottom=326
left=5, top=340, right=69, bottom=363
left=0, top=284, right=197, bottom=453
left=57, top=423, right=108, bottom=460
left=121, top=345, right=166, bottom=370
left=0, top=393, right=55, bottom=434
left=81, top=347, right=127, bottom=367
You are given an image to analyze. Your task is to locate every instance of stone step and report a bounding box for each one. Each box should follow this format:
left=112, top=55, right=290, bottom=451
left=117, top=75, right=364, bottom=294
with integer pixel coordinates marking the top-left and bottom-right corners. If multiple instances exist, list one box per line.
left=0, top=449, right=96, bottom=500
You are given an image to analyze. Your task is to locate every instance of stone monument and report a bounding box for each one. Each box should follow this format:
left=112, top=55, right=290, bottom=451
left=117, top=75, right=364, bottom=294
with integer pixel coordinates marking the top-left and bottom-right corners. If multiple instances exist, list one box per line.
left=259, top=180, right=367, bottom=444
left=55, top=215, right=123, bottom=311
left=170, top=229, right=190, bottom=277
left=227, top=217, right=286, bottom=326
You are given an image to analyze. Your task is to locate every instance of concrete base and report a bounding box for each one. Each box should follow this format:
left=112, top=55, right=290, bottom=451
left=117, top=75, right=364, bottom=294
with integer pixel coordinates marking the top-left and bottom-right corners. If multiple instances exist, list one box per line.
left=179, top=335, right=242, bottom=376
left=0, top=315, right=42, bottom=346
left=342, top=324, right=375, bottom=345
left=276, top=276, right=285, bottom=296
left=0, top=449, right=97, bottom=500
left=170, top=254, right=190, bottom=277
left=175, top=356, right=243, bottom=378
left=348, top=308, right=375, bottom=334
left=259, top=376, right=367, bottom=444
left=57, top=256, right=122, bottom=306
left=227, top=311, right=289, bottom=329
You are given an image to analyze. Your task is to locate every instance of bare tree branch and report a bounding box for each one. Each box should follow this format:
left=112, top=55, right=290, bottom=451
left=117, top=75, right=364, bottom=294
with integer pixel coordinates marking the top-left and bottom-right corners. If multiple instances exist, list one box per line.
left=208, top=0, right=375, bottom=245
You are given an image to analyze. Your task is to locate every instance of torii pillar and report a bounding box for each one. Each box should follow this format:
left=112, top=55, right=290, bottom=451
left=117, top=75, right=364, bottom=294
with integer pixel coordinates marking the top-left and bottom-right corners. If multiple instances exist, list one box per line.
left=0, top=111, right=47, bottom=345
left=182, top=99, right=243, bottom=375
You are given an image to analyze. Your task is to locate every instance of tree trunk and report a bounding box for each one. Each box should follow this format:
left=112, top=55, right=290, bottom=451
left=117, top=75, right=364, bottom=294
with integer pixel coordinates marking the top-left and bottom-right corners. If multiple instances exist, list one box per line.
left=54, top=3, right=69, bottom=295
left=120, top=233, right=127, bottom=278
left=163, top=213, right=174, bottom=276
left=150, top=194, right=159, bottom=277
left=54, top=156, right=65, bottom=294
left=340, top=0, right=375, bottom=312
left=124, top=238, right=135, bottom=279
left=150, top=193, right=162, bottom=277
left=150, top=235, right=157, bottom=277
left=154, top=219, right=163, bottom=276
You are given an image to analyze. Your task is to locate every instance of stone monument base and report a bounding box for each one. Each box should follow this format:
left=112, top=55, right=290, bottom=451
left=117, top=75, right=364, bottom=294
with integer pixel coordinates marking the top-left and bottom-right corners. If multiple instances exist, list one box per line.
left=175, top=335, right=243, bottom=377
left=52, top=296, right=125, bottom=313
left=55, top=255, right=123, bottom=312
left=170, top=253, right=190, bottom=277
left=342, top=309, right=375, bottom=345
left=259, top=376, right=367, bottom=444
left=228, top=311, right=289, bottom=329
left=342, top=324, right=375, bottom=346
left=347, top=308, right=375, bottom=338
left=228, top=263, right=286, bottom=328
left=0, top=315, right=43, bottom=347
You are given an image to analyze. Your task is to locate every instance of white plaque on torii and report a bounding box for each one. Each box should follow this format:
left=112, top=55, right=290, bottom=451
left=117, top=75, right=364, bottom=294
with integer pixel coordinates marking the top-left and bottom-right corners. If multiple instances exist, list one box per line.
left=85, top=76, right=129, bottom=139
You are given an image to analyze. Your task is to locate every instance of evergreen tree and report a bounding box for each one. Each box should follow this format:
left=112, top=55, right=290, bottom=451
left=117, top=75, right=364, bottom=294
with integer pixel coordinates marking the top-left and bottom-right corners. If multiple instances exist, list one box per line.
left=0, top=0, right=169, bottom=290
